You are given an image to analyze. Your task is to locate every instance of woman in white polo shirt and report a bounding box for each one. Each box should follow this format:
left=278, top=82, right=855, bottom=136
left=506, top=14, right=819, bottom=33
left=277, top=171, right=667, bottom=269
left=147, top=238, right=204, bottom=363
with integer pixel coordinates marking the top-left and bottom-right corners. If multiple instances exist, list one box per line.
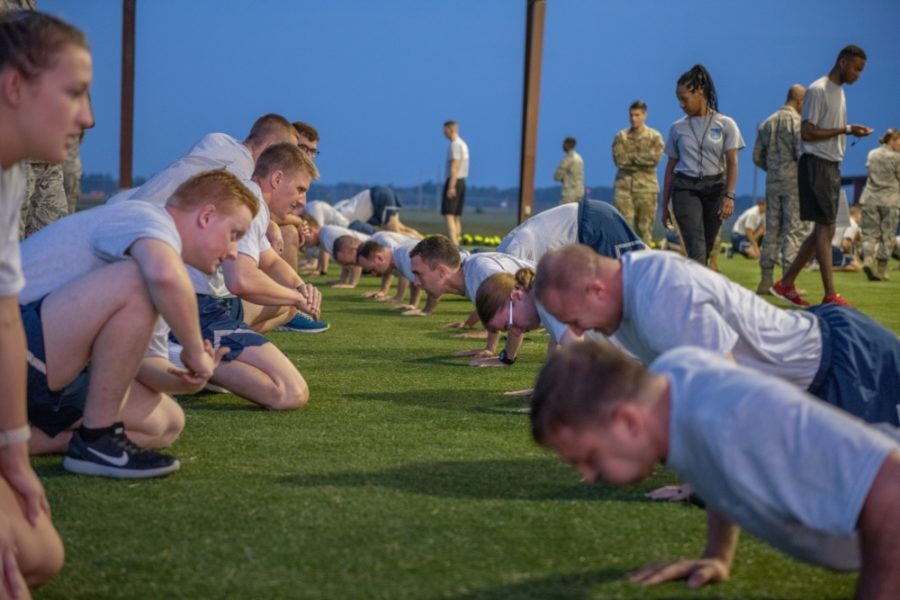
left=662, top=64, right=745, bottom=265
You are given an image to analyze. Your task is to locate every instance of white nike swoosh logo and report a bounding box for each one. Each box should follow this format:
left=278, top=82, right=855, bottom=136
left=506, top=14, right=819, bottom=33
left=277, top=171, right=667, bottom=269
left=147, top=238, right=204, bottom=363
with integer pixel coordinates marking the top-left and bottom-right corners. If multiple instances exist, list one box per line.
left=87, top=446, right=130, bottom=467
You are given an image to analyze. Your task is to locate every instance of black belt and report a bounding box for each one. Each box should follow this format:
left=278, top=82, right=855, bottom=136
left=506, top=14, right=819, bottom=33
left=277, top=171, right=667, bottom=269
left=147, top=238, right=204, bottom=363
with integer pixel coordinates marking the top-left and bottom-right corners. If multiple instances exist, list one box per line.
left=674, top=172, right=724, bottom=183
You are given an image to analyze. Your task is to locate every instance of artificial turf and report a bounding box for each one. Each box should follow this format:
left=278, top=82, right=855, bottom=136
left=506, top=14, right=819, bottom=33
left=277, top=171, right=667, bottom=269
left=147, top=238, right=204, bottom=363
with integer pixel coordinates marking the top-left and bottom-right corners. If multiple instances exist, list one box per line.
left=32, top=241, right=898, bottom=599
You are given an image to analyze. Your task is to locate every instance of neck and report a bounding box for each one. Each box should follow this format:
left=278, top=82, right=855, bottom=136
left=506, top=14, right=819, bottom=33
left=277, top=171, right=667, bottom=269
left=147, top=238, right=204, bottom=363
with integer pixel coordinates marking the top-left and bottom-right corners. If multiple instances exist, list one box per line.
left=646, top=375, right=672, bottom=462
left=631, top=124, right=645, bottom=133
left=445, top=267, right=466, bottom=296
left=828, top=66, right=843, bottom=86
left=244, top=140, right=262, bottom=163
left=0, top=121, right=24, bottom=169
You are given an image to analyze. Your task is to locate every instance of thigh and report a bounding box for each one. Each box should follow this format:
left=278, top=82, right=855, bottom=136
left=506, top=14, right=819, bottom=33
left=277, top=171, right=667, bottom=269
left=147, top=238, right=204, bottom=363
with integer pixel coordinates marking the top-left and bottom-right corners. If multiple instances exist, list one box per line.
left=41, top=260, right=153, bottom=389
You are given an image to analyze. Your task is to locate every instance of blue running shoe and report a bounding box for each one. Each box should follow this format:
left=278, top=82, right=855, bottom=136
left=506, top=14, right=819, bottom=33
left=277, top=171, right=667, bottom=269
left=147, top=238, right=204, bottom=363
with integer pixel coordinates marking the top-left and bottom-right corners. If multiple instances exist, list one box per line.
left=63, top=423, right=180, bottom=479
left=275, top=313, right=330, bottom=333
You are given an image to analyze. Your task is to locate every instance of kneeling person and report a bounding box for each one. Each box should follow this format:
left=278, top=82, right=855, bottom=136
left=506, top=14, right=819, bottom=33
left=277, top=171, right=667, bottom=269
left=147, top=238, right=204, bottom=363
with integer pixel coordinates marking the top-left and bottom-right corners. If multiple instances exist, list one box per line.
left=19, top=170, right=256, bottom=477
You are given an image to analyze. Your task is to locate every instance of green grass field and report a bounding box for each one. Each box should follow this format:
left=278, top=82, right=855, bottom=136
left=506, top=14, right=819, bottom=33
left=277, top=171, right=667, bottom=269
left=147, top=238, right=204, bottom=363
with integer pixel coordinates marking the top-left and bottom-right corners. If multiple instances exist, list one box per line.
left=33, top=245, right=899, bottom=599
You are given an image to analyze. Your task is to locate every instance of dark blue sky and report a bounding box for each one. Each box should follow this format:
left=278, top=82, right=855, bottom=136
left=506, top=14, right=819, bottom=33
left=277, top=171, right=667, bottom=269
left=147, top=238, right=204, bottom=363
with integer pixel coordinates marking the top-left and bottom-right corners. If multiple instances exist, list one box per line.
left=41, top=0, right=900, bottom=196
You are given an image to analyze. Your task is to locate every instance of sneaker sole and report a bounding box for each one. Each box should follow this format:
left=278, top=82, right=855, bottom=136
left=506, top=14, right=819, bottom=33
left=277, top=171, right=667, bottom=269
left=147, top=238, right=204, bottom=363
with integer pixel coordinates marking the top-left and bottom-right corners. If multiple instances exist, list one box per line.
left=274, top=325, right=330, bottom=334
left=63, top=457, right=181, bottom=479
left=769, top=286, right=808, bottom=308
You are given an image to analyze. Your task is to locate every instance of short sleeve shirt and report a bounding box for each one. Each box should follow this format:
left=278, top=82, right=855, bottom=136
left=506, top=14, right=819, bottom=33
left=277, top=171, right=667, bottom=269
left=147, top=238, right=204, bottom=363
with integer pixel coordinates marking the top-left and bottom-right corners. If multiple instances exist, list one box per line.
left=665, top=113, right=745, bottom=178
left=447, top=137, right=470, bottom=179
left=0, top=163, right=26, bottom=297
left=391, top=242, right=419, bottom=282
left=371, top=231, right=417, bottom=250
left=20, top=201, right=182, bottom=304
left=334, top=190, right=374, bottom=223
left=497, top=203, right=579, bottom=262
left=800, top=76, right=847, bottom=163
left=616, top=251, right=822, bottom=388
left=305, top=200, right=349, bottom=228
left=732, top=206, right=764, bottom=234
left=461, top=252, right=535, bottom=304
left=657, top=346, right=898, bottom=571
left=319, top=225, right=369, bottom=255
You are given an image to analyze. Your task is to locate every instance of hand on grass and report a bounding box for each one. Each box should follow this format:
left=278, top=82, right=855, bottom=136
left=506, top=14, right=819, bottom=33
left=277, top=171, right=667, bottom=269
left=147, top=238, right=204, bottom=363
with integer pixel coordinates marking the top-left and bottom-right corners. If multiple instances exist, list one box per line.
left=469, top=356, right=508, bottom=367
left=0, top=444, right=50, bottom=526
left=503, top=388, right=533, bottom=398
left=453, top=348, right=493, bottom=358
left=452, top=331, right=488, bottom=340
left=360, top=290, right=379, bottom=299
left=645, top=484, right=694, bottom=502
left=331, top=283, right=355, bottom=289
left=441, top=321, right=471, bottom=330
left=401, top=308, right=428, bottom=317
left=627, top=558, right=730, bottom=588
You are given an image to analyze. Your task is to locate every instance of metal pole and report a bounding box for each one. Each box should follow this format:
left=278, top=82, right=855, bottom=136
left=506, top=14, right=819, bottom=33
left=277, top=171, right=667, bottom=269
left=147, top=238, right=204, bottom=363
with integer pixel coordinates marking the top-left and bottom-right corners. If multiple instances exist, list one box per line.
left=517, top=0, right=546, bottom=224
left=119, top=0, right=136, bottom=189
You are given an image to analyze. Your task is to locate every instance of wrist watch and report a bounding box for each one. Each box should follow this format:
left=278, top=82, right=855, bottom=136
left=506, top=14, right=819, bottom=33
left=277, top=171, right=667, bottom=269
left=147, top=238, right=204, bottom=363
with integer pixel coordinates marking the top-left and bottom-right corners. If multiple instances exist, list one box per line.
left=725, top=192, right=735, bottom=200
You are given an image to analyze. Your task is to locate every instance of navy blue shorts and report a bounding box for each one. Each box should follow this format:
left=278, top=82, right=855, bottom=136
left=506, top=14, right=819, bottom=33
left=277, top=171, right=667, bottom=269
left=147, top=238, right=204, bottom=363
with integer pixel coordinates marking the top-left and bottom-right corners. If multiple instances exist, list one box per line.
left=21, top=298, right=90, bottom=437
left=173, top=295, right=269, bottom=361
left=831, top=246, right=854, bottom=267
left=368, top=186, right=401, bottom=226
left=730, top=232, right=752, bottom=256
left=807, top=304, right=900, bottom=425
left=577, top=198, right=646, bottom=257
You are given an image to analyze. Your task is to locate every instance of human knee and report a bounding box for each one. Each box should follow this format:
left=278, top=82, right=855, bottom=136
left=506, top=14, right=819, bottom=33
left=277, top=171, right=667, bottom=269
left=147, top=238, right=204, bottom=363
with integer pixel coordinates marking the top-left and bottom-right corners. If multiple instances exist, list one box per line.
left=269, top=374, right=309, bottom=411
left=24, top=525, right=64, bottom=586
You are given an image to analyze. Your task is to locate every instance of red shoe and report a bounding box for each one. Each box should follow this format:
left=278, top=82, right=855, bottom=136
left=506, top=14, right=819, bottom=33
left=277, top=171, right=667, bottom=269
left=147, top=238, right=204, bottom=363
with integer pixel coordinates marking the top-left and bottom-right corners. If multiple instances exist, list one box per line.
left=770, top=280, right=810, bottom=308
left=822, top=293, right=853, bottom=308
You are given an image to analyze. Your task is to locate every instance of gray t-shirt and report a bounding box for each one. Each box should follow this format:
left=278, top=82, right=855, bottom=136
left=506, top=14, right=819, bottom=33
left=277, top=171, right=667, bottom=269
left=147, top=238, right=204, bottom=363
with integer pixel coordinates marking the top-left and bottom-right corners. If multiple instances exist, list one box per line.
left=617, top=251, right=822, bottom=388
left=497, top=203, right=579, bottom=262
left=319, top=225, right=369, bottom=256
left=334, top=189, right=373, bottom=223
left=305, top=200, right=349, bottom=228
left=108, top=133, right=253, bottom=206
left=371, top=230, right=417, bottom=250
left=447, top=137, right=470, bottom=179
left=800, top=76, right=847, bottom=163
left=461, top=252, right=535, bottom=304
left=657, top=346, right=898, bottom=571
left=0, top=163, right=26, bottom=297
left=665, top=113, right=745, bottom=178
left=391, top=242, right=419, bottom=282
left=20, top=201, right=182, bottom=304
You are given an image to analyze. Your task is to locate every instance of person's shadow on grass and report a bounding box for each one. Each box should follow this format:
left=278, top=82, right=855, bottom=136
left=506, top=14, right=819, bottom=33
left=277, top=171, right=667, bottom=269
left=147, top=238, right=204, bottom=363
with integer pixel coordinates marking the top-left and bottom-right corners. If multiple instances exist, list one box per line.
left=278, top=458, right=678, bottom=502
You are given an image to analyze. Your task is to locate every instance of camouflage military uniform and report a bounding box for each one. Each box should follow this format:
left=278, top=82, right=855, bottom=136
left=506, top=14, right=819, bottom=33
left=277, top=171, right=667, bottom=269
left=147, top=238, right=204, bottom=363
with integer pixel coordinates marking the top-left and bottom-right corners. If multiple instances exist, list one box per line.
left=62, top=142, right=83, bottom=213
left=612, top=126, right=663, bottom=243
left=553, top=150, right=585, bottom=204
left=753, top=105, right=809, bottom=273
left=0, top=0, right=36, bottom=11
left=860, top=143, right=900, bottom=273
left=19, top=162, right=68, bottom=238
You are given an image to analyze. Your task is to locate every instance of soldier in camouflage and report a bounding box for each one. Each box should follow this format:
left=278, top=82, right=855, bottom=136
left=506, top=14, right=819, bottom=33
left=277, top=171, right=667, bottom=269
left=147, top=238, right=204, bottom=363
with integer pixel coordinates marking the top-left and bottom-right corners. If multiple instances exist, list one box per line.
left=553, top=137, right=585, bottom=204
left=752, top=84, right=808, bottom=293
left=612, top=100, right=664, bottom=244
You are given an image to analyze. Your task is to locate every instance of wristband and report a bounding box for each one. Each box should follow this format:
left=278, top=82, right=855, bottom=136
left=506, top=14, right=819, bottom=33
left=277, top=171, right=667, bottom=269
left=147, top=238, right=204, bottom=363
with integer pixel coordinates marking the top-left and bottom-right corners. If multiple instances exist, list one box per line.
left=498, top=349, right=516, bottom=365
left=724, top=192, right=735, bottom=200
left=0, top=425, right=30, bottom=448
left=845, top=125, right=852, bottom=135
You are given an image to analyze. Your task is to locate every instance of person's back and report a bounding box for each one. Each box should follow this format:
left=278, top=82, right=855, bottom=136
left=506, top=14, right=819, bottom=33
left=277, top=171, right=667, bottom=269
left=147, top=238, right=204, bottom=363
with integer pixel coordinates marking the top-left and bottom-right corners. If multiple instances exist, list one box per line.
left=305, top=200, right=349, bottom=228
left=498, top=203, right=579, bottom=262
left=656, top=346, right=897, bottom=571
left=462, top=252, right=535, bottom=303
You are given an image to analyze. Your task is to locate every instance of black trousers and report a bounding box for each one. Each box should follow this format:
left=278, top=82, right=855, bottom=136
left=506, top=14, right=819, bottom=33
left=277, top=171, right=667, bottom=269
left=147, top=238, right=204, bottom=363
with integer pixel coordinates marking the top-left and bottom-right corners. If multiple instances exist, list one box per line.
left=672, top=173, right=725, bottom=264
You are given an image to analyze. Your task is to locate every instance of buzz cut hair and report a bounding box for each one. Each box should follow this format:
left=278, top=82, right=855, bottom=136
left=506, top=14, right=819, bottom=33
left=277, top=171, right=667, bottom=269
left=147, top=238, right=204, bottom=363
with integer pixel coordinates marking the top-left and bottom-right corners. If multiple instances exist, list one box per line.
left=253, top=142, right=320, bottom=181
left=409, top=235, right=461, bottom=269
left=837, top=44, right=866, bottom=62
left=629, top=100, right=647, bottom=112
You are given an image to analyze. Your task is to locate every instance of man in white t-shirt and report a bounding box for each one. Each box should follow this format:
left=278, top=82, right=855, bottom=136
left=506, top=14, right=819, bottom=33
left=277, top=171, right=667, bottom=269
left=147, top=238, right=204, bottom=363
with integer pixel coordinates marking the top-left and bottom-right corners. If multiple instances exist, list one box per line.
left=441, top=120, right=470, bottom=245
left=312, top=224, right=370, bottom=288
left=534, top=244, right=900, bottom=425
left=357, top=239, right=437, bottom=313
left=531, top=341, right=900, bottom=594
left=175, top=144, right=323, bottom=410
left=331, top=230, right=421, bottom=300
left=19, top=170, right=257, bottom=478
left=728, top=200, right=766, bottom=259
left=333, top=186, right=421, bottom=238
left=498, top=198, right=645, bottom=263
left=771, top=46, right=873, bottom=308
left=410, top=235, right=543, bottom=367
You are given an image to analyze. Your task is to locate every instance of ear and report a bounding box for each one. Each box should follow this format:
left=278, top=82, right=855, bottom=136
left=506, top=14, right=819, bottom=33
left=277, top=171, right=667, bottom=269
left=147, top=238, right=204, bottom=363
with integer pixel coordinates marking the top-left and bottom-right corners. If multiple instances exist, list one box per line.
left=510, top=287, right=527, bottom=302
left=0, top=68, right=25, bottom=107
left=197, top=203, right=218, bottom=229
left=270, top=169, right=284, bottom=189
left=612, top=404, right=643, bottom=439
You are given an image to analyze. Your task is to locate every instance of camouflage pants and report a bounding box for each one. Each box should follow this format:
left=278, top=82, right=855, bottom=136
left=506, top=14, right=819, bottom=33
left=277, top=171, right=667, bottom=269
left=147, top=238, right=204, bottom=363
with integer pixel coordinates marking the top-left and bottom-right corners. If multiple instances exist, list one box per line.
left=62, top=144, right=83, bottom=214
left=20, top=162, right=68, bottom=239
left=861, top=205, right=900, bottom=262
left=614, top=183, right=657, bottom=244
left=759, top=185, right=811, bottom=270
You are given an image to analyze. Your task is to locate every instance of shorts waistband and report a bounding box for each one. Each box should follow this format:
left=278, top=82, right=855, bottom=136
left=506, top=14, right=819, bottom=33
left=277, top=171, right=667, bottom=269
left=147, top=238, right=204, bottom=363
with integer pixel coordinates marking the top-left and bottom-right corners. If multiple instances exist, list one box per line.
left=674, top=172, right=724, bottom=183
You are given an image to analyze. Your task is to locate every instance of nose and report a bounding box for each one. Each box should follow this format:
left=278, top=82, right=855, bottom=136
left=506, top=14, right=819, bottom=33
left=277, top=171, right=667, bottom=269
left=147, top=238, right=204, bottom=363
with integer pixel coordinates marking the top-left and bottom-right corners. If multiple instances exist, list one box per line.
left=77, top=96, right=95, bottom=129
left=225, top=241, right=239, bottom=260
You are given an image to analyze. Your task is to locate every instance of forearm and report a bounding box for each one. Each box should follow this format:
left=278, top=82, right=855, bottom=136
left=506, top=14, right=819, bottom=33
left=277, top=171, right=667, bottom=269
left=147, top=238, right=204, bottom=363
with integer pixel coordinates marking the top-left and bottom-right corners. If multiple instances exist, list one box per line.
left=856, top=453, right=900, bottom=600
left=724, top=151, right=739, bottom=195
left=137, top=356, right=204, bottom=395
left=0, top=298, right=27, bottom=430
left=703, top=510, right=740, bottom=568
left=261, top=251, right=303, bottom=288
left=503, top=330, right=525, bottom=358
left=449, top=160, right=460, bottom=185
left=422, top=294, right=439, bottom=315
left=662, top=159, right=677, bottom=206
left=146, top=272, right=204, bottom=355
left=801, top=121, right=846, bottom=142
left=227, top=268, right=306, bottom=307
left=484, top=330, right=501, bottom=354
left=378, top=273, right=393, bottom=294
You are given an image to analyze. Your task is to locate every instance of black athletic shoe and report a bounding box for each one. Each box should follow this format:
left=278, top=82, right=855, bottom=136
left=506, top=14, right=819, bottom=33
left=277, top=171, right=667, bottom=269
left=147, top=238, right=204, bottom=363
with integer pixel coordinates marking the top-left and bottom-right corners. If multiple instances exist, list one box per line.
left=63, top=423, right=180, bottom=479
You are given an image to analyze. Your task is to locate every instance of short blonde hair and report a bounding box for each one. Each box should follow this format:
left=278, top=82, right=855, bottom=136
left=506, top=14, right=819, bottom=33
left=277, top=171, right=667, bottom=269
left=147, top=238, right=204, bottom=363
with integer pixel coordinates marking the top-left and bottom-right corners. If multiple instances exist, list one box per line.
left=253, top=142, right=319, bottom=181
left=168, top=169, right=258, bottom=217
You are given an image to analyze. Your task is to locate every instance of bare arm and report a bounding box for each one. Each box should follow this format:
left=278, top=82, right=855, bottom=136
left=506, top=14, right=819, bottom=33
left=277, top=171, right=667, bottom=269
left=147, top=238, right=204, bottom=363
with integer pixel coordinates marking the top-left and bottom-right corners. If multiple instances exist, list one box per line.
left=258, top=247, right=303, bottom=288
left=224, top=253, right=319, bottom=317
left=719, top=149, right=739, bottom=220
left=447, top=159, right=460, bottom=198
left=128, top=239, right=213, bottom=380
left=661, top=157, right=678, bottom=227
left=855, top=451, right=900, bottom=600
left=801, top=120, right=872, bottom=142
left=0, top=296, right=49, bottom=525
